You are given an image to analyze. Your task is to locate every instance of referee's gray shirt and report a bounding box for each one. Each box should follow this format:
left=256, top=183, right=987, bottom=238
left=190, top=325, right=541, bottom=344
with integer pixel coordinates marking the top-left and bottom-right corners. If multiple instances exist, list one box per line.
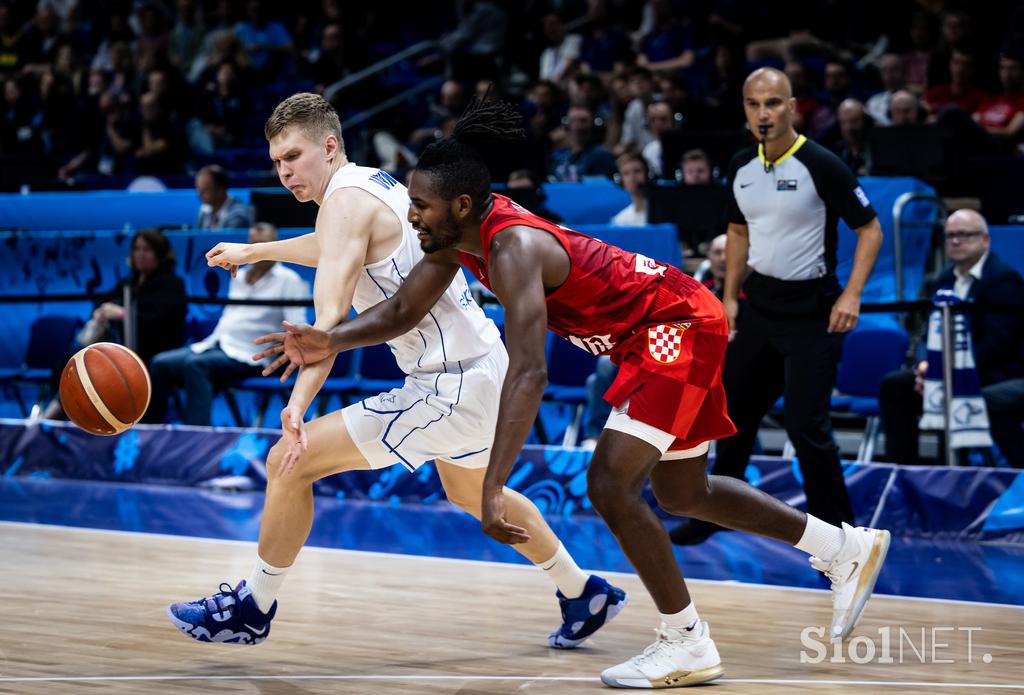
left=727, top=135, right=877, bottom=281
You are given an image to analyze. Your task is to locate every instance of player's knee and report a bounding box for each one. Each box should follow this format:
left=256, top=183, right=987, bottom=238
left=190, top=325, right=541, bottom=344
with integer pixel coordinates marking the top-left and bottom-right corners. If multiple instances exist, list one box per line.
left=652, top=480, right=709, bottom=517
left=264, top=440, right=289, bottom=481
left=587, top=465, right=628, bottom=519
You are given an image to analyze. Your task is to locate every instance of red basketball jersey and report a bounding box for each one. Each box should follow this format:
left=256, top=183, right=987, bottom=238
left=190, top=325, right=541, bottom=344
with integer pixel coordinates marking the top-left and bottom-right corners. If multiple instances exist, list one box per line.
left=459, top=193, right=705, bottom=355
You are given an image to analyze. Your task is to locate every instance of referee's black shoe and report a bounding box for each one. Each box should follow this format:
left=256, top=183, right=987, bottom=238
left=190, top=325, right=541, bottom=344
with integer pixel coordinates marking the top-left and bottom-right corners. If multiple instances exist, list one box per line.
left=668, top=519, right=725, bottom=546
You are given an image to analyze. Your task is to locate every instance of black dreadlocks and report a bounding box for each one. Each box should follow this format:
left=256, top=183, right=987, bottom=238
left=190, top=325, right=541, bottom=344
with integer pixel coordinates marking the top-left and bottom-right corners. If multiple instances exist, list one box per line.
left=416, top=94, right=526, bottom=208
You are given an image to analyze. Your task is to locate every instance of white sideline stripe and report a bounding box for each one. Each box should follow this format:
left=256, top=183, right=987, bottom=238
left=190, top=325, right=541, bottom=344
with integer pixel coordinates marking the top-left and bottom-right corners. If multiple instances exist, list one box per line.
left=2, top=520, right=1024, bottom=611
left=0, top=675, right=1021, bottom=689
left=72, top=348, right=131, bottom=433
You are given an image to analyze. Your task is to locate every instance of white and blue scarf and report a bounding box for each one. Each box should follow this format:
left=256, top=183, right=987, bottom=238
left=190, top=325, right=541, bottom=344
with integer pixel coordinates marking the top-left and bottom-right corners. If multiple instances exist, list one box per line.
left=919, top=289, right=993, bottom=448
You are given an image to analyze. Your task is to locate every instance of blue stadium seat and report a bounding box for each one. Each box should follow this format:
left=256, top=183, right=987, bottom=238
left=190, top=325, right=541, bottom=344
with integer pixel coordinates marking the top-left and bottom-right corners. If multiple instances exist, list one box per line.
left=354, top=343, right=406, bottom=396
left=0, top=315, right=80, bottom=416
left=834, top=326, right=909, bottom=462
left=542, top=332, right=599, bottom=446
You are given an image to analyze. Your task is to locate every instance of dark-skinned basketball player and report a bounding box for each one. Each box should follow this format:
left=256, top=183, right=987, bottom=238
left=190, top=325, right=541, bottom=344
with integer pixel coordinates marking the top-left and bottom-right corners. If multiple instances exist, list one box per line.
left=254, top=97, right=891, bottom=689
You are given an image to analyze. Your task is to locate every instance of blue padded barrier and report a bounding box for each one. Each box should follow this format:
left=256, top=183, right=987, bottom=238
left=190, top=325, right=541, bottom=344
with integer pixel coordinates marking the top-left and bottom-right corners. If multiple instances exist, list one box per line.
left=0, top=419, right=1020, bottom=542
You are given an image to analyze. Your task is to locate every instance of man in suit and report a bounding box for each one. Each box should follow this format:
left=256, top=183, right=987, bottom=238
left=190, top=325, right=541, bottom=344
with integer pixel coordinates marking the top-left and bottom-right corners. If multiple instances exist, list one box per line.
left=879, top=209, right=1024, bottom=467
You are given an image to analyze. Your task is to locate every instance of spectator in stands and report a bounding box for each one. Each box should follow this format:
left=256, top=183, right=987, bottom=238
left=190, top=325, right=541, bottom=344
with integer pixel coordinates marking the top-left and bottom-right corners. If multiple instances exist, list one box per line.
left=833, top=98, right=872, bottom=175
left=435, top=0, right=507, bottom=82
left=523, top=79, right=565, bottom=142
left=21, top=4, right=63, bottom=71
left=0, top=77, right=42, bottom=154
left=578, top=0, right=631, bottom=78
left=196, top=61, right=246, bottom=150
left=602, top=73, right=631, bottom=151
left=866, top=54, right=906, bottom=126
left=974, top=50, right=1024, bottom=141
left=902, top=12, right=935, bottom=93
left=550, top=103, right=617, bottom=181
left=41, top=228, right=187, bottom=420
left=888, top=89, right=921, bottom=126
left=618, top=67, right=656, bottom=154
left=567, top=73, right=609, bottom=122
left=927, top=11, right=971, bottom=89
left=134, top=91, right=186, bottom=174
left=538, top=11, right=580, bottom=86
left=924, top=50, right=987, bottom=116
left=506, top=169, right=561, bottom=223
left=609, top=152, right=648, bottom=226
left=679, top=148, right=711, bottom=185
left=305, top=22, right=348, bottom=93
left=706, top=43, right=745, bottom=127
left=168, top=0, right=207, bottom=77
left=234, top=0, right=293, bottom=80
left=0, top=5, right=33, bottom=75
left=657, top=71, right=713, bottom=130
left=636, top=0, right=695, bottom=74
left=90, top=14, right=134, bottom=74
left=145, top=223, right=310, bottom=425
left=879, top=209, right=1024, bottom=468
left=409, top=80, right=469, bottom=150
left=699, top=233, right=728, bottom=298
left=641, top=100, right=675, bottom=178
left=809, top=60, right=854, bottom=139
left=96, top=90, right=136, bottom=176
left=195, top=164, right=250, bottom=229
left=784, top=60, right=818, bottom=133
left=134, top=2, right=170, bottom=72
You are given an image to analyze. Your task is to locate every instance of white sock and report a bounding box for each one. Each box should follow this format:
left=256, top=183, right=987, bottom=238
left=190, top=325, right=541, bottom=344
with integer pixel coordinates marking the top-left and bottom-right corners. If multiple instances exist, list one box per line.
left=535, top=543, right=589, bottom=599
left=660, top=602, right=700, bottom=631
left=795, top=515, right=846, bottom=562
left=246, top=556, right=291, bottom=614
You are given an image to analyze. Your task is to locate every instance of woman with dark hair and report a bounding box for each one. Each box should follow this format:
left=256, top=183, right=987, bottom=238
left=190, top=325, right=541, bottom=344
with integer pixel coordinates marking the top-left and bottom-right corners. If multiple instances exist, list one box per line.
left=41, top=228, right=187, bottom=419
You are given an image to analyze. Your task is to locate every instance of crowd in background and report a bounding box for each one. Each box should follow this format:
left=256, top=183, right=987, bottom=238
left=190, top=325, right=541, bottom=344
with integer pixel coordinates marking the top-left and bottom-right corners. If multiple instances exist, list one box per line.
left=2, top=0, right=1024, bottom=201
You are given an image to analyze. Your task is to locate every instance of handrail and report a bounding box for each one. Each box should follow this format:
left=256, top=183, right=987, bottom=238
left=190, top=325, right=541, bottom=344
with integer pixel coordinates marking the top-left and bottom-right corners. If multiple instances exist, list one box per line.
left=322, top=40, right=438, bottom=103
left=343, top=76, right=446, bottom=129
left=891, top=192, right=943, bottom=316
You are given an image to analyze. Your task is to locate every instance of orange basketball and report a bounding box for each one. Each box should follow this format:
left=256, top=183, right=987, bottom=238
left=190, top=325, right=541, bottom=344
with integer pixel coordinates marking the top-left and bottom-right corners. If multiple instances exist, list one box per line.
left=58, top=342, right=151, bottom=436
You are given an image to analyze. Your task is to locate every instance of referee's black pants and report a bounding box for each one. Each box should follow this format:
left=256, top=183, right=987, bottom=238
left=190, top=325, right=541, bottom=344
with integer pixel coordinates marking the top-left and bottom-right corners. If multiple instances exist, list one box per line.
left=713, top=303, right=855, bottom=527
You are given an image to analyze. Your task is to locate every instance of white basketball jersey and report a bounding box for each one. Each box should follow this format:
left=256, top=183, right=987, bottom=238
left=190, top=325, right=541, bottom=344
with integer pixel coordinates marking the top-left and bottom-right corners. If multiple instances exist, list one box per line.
left=322, top=163, right=500, bottom=375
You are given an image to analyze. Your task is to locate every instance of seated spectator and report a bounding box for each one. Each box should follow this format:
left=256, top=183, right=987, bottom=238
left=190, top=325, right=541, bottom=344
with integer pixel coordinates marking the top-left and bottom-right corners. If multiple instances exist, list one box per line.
left=641, top=100, right=675, bottom=178
left=578, top=0, right=631, bottom=78
left=523, top=79, right=565, bottom=142
left=679, top=148, right=711, bottom=185
left=409, top=80, right=468, bottom=150
left=145, top=223, right=310, bottom=425
left=602, top=73, right=631, bottom=151
left=866, top=53, right=907, bottom=126
left=304, top=22, right=348, bottom=94
left=96, top=90, right=137, bottom=176
left=809, top=60, right=854, bottom=140
left=42, top=228, right=187, bottom=420
left=903, top=12, right=935, bottom=93
left=234, top=0, right=293, bottom=80
left=567, top=73, right=608, bottom=122
left=888, top=89, right=922, bottom=126
left=698, top=233, right=727, bottom=298
left=134, top=91, right=187, bottom=175
left=973, top=50, right=1024, bottom=141
left=506, top=169, right=561, bottom=223
left=879, top=210, right=1024, bottom=468
left=550, top=104, right=617, bottom=181
left=924, top=50, right=988, bottom=116
left=195, top=165, right=251, bottom=229
left=1, top=77, right=43, bottom=155
left=618, top=67, right=656, bottom=154
left=435, top=0, right=506, bottom=82
left=538, top=11, right=580, bottom=86
left=168, top=0, right=207, bottom=77
left=636, top=0, right=695, bottom=74
left=196, top=61, right=246, bottom=149
left=610, top=153, right=648, bottom=226
left=784, top=60, right=819, bottom=133
left=833, top=98, right=872, bottom=175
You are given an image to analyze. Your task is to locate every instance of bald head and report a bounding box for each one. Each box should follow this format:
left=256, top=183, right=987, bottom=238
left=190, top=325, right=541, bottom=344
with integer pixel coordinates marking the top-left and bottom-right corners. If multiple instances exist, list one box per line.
left=945, top=209, right=989, bottom=270
left=743, top=67, right=793, bottom=99
left=889, top=89, right=918, bottom=126
left=742, top=68, right=796, bottom=148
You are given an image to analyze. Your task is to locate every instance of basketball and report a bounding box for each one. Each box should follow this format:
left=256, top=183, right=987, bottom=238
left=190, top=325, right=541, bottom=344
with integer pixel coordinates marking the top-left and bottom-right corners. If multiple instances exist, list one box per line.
left=58, top=342, right=151, bottom=436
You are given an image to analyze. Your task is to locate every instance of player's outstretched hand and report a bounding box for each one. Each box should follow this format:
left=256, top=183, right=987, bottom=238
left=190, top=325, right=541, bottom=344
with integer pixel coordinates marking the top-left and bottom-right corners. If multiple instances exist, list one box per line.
left=253, top=321, right=333, bottom=382
left=277, top=405, right=308, bottom=475
left=206, top=242, right=253, bottom=279
left=481, top=489, right=531, bottom=545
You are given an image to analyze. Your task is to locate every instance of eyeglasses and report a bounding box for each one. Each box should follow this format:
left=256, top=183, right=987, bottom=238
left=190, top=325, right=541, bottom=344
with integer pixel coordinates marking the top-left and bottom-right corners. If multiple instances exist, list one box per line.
left=944, top=231, right=985, bottom=241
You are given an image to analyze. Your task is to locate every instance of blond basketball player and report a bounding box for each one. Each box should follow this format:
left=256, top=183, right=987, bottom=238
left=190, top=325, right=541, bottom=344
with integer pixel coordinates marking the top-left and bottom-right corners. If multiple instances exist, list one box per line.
left=165, top=93, right=626, bottom=647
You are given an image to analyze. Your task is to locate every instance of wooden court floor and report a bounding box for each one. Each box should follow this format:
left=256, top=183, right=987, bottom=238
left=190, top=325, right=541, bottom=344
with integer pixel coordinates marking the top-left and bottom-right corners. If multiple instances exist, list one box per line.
left=1, top=522, right=1022, bottom=694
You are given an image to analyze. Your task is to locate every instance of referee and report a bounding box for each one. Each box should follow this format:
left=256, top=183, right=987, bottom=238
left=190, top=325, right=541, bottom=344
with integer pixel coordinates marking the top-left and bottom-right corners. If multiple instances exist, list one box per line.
left=672, top=68, right=883, bottom=545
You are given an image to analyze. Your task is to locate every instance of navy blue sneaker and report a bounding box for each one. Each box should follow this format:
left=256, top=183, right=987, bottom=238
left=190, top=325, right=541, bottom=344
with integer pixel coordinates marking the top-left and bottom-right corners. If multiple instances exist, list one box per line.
left=548, top=574, right=628, bottom=648
left=166, top=580, right=277, bottom=645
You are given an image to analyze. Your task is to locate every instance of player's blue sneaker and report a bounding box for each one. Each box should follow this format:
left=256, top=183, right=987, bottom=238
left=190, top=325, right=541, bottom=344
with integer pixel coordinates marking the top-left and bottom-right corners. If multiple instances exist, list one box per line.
left=548, top=574, right=628, bottom=648
left=166, top=580, right=277, bottom=645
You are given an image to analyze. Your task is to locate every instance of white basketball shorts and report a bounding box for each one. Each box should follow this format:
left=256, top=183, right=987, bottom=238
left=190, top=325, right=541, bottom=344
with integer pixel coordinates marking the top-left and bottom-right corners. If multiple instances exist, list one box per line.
left=341, top=341, right=508, bottom=471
